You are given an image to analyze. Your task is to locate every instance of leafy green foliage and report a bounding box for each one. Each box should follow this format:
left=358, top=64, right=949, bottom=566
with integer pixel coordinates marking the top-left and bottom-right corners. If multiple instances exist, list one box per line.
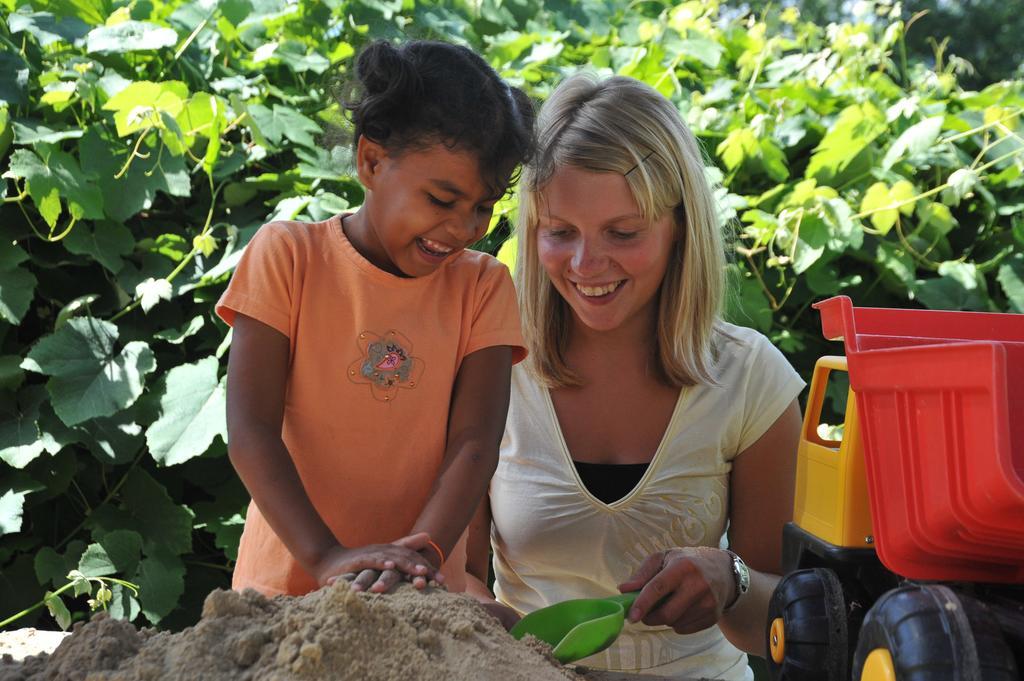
left=1, top=0, right=1022, bottom=630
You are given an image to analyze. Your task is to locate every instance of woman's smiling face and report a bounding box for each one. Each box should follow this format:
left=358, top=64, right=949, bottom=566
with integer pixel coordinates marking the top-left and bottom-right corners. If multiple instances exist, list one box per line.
left=536, top=165, right=677, bottom=334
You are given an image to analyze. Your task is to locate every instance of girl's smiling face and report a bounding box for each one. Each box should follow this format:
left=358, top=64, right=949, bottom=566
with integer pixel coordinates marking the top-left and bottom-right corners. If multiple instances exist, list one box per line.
left=536, top=165, right=677, bottom=334
left=350, top=138, right=501, bottom=278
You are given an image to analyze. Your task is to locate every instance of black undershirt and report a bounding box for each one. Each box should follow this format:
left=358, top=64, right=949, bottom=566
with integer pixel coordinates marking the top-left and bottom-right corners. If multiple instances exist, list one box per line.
left=573, top=460, right=650, bottom=504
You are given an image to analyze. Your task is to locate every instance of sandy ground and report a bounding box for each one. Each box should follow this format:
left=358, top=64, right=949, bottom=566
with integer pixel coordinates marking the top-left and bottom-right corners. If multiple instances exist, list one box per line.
left=0, top=629, right=69, bottom=662
left=0, top=628, right=695, bottom=680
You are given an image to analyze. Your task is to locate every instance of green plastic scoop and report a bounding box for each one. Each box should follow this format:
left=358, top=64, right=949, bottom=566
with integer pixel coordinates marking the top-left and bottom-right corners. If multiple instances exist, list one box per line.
left=509, top=592, right=639, bottom=663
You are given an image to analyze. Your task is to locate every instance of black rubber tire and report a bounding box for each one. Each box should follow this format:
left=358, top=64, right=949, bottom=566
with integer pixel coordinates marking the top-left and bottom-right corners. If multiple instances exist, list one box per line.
left=766, top=567, right=849, bottom=681
left=851, top=584, right=1019, bottom=681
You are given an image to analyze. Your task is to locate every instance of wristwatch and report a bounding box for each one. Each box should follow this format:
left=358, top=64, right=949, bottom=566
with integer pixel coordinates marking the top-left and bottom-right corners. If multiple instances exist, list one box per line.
left=723, top=550, right=750, bottom=612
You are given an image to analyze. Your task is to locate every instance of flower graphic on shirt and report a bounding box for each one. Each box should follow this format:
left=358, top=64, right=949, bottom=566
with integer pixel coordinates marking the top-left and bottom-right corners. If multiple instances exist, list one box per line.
left=348, top=330, right=425, bottom=402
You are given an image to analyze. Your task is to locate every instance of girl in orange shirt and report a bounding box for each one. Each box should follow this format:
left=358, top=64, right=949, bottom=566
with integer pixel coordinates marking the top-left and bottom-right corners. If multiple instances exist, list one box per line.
left=216, top=40, right=533, bottom=598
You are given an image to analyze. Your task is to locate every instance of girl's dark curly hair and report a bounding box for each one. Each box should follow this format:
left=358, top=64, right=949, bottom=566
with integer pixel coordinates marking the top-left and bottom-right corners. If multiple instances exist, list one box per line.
left=340, top=39, right=535, bottom=196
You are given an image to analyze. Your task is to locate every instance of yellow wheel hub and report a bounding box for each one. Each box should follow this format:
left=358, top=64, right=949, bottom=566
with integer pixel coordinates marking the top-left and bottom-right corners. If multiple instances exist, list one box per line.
left=861, top=648, right=897, bottom=681
left=769, top=617, right=785, bottom=664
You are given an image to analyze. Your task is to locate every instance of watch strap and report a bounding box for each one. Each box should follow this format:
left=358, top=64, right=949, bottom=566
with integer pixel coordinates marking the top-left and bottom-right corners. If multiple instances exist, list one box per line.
left=722, top=549, right=750, bottom=612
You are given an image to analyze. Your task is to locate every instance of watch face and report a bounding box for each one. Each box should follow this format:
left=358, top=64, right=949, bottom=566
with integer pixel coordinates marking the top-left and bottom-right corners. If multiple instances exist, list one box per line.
left=730, top=552, right=750, bottom=593
left=736, top=558, right=750, bottom=592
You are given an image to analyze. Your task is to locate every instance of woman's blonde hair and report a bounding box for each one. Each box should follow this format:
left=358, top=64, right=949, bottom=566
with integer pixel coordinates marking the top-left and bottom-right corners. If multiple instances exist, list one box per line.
left=516, top=73, right=726, bottom=388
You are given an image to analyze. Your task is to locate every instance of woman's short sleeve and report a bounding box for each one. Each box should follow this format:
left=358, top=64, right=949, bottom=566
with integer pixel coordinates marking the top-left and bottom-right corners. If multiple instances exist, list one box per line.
left=215, top=223, right=294, bottom=338
left=464, top=261, right=527, bottom=364
left=736, top=333, right=805, bottom=454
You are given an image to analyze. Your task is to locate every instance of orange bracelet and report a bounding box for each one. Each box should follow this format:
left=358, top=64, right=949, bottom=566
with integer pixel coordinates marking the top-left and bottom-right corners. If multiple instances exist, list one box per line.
left=424, top=539, right=445, bottom=567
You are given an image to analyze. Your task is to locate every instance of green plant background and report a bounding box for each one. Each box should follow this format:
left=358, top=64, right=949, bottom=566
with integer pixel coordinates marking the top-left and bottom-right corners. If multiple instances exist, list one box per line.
left=1, top=0, right=1022, bottom=637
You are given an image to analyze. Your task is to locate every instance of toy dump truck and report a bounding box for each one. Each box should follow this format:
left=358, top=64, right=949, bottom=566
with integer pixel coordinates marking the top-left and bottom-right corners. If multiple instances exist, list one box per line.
left=766, top=295, right=1024, bottom=681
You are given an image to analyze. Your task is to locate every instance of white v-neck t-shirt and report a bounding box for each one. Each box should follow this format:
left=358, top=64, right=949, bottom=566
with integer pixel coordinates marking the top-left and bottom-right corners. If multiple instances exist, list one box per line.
left=490, top=323, right=805, bottom=679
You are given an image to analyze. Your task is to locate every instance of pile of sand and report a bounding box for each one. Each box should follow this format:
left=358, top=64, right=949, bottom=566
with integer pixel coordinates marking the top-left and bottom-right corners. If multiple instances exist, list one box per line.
left=0, top=582, right=577, bottom=681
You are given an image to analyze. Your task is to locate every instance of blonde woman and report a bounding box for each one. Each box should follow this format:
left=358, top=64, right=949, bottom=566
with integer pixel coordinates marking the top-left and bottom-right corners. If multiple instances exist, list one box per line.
left=465, top=73, right=805, bottom=679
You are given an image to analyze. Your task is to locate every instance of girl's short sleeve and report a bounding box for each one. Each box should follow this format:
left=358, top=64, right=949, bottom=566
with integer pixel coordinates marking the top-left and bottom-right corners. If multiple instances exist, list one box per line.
left=465, top=261, right=527, bottom=364
left=215, top=223, right=294, bottom=338
left=736, top=333, right=805, bottom=453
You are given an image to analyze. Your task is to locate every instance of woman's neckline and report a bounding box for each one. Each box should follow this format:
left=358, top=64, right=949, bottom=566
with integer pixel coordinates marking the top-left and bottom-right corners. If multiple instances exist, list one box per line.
left=540, top=381, right=687, bottom=509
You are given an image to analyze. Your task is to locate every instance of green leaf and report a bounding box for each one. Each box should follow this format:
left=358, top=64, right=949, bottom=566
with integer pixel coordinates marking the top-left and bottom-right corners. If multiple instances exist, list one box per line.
left=107, top=583, right=141, bottom=621
left=202, top=111, right=223, bottom=176
left=0, top=489, right=28, bottom=535
left=295, top=146, right=352, bottom=183
left=121, top=470, right=194, bottom=555
left=194, top=506, right=244, bottom=561
left=716, top=128, right=758, bottom=171
left=135, top=278, right=173, bottom=313
left=0, top=386, right=47, bottom=469
left=2, top=385, right=76, bottom=466
left=62, top=221, right=135, bottom=274
left=158, top=111, right=186, bottom=156
left=860, top=181, right=916, bottom=234
left=37, top=400, right=80, bottom=457
left=0, top=265, right=37, bottom=324
left=875, top=241, right=915, bottom=288
left=791, top=214, right=829, bottom=274
left=0, top=106, right=11, bottom=161
left=80, top=129, right=191, bottom=221
left=915, top=261, right=989, bottom=311
left=34, top=542, right=85, bottom=590
left=79, top=530, right=143, bottom=578
left=8, top=9, right=90, bottom=47
left=943, top=168, right=978, bottom=205
left=0, top=238, right=29, bottom=271
left=44, top=592, right=72, bottom=630
left=45, top=0, right=111, bottom=25
left=12, top=120, right=85, bottom=145
left=674, top=37, right=723, bottom=68
left=176, top=93, right=223, bottom=138
left=152, top=233, right=190, bottom=262
left=79, top=411, right=143, bottom=465
left=21, top=317, right=156, bottom=426
left=55, top=294, right=101, bottom=331
left=1, top=106, right=13, bottom=156
left=997, top=256, right=1024, bottom=312
left=916, top=201, right=957, bottom=236
left=806, top=103, right=887, bottom=182
left=497, top=234, right=517, bottom=274
left=774, top=114, right=809, bottom=148
left=193, top=234, right=217, bottom=257
left=135, top=551, right=185, bottom=624
left=146, top=357, right=227, bottom=466
left=725, top=264, right=773, bottom=332
left=154, top=315, right=205, bottom=344
left=759, top=138, right=789, bottom=182
left=67, top=570, right=91, bottom=597
left=78, top=543, right=117, bottom=577
left=247, top=104, right=322, bottom=149
left=821, top=198, right=863, bottom=252
left=101, top=81, right=189, bottom=137
left=86, top=21, right=179, bottom=55
left=272, top=41, right=331, bottom=74
left=0, top=52, right=30, bottom=107
left=220, top=0, right=254, bottom=25
left=0, top=355, right=24, bottom=391
left=2, top=146, right=104, bottom=228
left=881, top=116, right=944, bottom=169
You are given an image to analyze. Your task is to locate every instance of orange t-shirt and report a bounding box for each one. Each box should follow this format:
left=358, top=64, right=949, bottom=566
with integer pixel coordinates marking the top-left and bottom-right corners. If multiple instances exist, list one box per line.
left=215, top=215, right=525, bottom=596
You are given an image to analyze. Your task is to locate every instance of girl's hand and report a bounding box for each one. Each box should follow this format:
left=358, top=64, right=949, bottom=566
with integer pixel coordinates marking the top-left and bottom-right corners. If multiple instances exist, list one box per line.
left=617, top=547, right=736, bottom=634
left=317, top=533, right=443, bottom=592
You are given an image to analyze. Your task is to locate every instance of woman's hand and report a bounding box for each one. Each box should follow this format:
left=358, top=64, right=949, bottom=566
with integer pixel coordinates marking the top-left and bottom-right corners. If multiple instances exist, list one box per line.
left=617, top=546, right=736, bottom=634
left=319, top=532, right=444, bottom=592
